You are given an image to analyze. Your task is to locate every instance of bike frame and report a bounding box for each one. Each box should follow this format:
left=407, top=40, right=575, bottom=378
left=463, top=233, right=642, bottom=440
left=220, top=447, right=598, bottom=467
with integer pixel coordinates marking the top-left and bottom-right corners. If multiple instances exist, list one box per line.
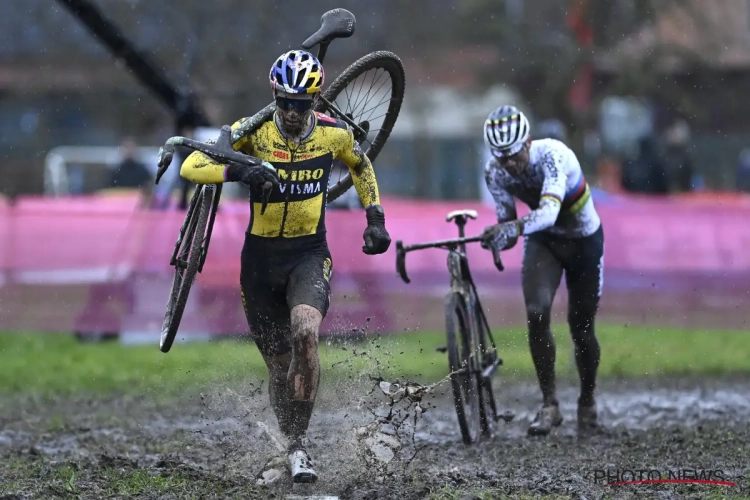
left=168, top=183, right=222, bottom=273
left=396, top=218, right=503, bottom=378
left=448, top=221, right=501, bottom=379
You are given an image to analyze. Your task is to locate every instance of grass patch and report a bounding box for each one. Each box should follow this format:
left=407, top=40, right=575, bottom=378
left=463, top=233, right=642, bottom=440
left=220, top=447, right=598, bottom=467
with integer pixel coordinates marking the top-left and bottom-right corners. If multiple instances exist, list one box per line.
left=102, top=468, right=189, bottom=497
left=0, top=324, right=748, bottom=397
left=0, top=459, right=261, bottom=499
left=52, top=464, right=80, bottom=496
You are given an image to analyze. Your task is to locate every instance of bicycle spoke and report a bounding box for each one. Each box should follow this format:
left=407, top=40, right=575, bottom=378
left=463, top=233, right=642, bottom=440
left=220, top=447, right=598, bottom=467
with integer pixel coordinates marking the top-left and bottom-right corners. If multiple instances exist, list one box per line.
left=347, top=69, right=373, bottom=114
left=358, top=81, right=392, bottom=120
left=360, top=92, right=393, bottom=122
left=322, top=52, right=404, bottom=204
left=328, top=160, right=347, bottom=190
left=360, top=111, right=390, bottom=128
left=326, top=66, right=395, bottom=196
left=351, top=75, right=390, bottom=125
left=332, top=67, right=394, bottom=146
left=343, top=81, right=355, bottom=116
left=354, top=69, right=386, bottom=114
left=362, top=72, right=390, bottom=114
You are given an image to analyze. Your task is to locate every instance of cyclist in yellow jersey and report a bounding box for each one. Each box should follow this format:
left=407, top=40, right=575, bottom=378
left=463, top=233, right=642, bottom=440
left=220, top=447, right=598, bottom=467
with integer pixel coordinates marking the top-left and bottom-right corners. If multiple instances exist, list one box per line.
left=180, top=50, right=391, bottom=484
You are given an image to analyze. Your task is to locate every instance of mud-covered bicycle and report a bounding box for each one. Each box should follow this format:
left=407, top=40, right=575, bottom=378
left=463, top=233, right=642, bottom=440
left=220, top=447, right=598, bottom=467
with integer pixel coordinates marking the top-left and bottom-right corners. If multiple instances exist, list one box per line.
left=154, top=8, right=405, bottom=353
left=395, top=209, right=510, bottom=445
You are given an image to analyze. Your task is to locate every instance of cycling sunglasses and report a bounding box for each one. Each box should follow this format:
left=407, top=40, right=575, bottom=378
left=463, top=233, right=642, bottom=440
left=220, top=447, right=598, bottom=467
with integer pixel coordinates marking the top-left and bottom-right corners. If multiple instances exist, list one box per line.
left=276, top=96, right=314, bottom=113
left=492, top=141, right=527, bottom=160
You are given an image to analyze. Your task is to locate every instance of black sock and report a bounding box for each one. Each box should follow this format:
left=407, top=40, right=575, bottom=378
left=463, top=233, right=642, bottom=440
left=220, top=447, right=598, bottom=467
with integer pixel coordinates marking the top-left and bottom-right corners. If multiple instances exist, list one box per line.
left=287, top=400, right=314, bottom=451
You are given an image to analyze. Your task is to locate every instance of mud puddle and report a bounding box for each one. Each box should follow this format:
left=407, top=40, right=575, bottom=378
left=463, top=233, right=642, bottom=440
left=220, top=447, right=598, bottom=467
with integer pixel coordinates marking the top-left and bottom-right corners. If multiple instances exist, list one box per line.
left=415, top=378, right=750, bottom=443
left=1, top=376, right=749, bottom=499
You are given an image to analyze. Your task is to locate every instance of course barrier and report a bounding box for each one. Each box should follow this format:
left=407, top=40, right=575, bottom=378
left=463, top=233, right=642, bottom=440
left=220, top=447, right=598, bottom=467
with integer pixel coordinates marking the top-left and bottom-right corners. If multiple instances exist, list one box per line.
left=1, top=191, right=749, bottom=340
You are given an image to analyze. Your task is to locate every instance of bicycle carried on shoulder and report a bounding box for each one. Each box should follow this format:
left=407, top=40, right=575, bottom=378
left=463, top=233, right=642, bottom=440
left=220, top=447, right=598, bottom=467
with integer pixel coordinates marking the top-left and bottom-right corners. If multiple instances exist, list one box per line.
left=395, top=209, right=509, bottom=445
left=153, top=8, right=405, bottom=353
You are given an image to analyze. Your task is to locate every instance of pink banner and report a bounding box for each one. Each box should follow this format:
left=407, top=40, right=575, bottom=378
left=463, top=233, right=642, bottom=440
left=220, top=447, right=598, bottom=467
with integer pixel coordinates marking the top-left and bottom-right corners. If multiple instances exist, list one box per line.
left=1, top=192, right=749, bottom=336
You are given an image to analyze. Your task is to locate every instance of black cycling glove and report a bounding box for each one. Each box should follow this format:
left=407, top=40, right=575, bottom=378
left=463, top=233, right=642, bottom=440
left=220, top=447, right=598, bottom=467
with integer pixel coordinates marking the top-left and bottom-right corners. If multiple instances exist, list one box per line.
left=362, top=204, right=391, bottom=255
left=225, top=162, right=280, bottom=189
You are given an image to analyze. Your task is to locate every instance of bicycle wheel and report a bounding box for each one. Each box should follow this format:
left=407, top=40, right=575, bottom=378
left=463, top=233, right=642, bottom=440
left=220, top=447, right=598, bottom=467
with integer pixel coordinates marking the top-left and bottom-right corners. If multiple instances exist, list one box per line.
left=476, top=311, right=499, bottom=435
left=159, top=184, right=215, bottom=353
left=445, top=292, right=481, bottom=445
left=319, top=51, right=405, bottom=203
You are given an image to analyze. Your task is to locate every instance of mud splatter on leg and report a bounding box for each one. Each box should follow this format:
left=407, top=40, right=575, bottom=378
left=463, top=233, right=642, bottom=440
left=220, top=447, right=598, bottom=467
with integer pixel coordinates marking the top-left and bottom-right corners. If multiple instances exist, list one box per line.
left=284, top=304, right=323, bottom=447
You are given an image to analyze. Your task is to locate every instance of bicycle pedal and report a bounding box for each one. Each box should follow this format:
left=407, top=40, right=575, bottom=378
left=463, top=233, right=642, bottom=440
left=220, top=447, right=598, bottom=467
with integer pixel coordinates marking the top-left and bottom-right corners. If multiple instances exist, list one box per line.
left=436, top=345, right=447, bottom=353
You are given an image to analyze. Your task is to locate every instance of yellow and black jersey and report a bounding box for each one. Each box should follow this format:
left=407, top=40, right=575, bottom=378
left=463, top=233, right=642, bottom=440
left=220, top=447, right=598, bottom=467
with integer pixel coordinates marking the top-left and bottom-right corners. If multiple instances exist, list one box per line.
left=180, top=112, right=380, bottom=238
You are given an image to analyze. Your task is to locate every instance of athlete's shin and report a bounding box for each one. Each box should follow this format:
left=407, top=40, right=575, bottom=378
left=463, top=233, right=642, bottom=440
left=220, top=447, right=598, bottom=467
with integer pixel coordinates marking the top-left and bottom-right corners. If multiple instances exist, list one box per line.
left=283, top=305, right=323, bottom=446
left=521, top=235, right=565, bottom=408
left=527, top=307, right=559, bottom=406
left=263, top=352, right=295, bottom=437
left=569, top=307, right=600, bottom=406
left=289, top=305, right=322, bottom=402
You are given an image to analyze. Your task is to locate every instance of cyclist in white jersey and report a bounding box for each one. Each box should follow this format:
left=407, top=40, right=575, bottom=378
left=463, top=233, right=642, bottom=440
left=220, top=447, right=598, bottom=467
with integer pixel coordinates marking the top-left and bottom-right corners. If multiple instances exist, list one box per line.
left=479, top=105, right=604, bottom=436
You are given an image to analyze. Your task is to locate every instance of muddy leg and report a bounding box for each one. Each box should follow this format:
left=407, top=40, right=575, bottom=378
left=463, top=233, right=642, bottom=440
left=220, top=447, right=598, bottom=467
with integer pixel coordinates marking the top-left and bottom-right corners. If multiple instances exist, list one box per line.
left=568, top=304, right=600, bottom=407
left=565, top=228, right=604, bottom=408
left=239, top=281, right=296, bottom=441
left=285, top=304, right=323, bottom=448
left=260, top=351, right=294, bottom=437
left=522, top=236, right=564, bottom=406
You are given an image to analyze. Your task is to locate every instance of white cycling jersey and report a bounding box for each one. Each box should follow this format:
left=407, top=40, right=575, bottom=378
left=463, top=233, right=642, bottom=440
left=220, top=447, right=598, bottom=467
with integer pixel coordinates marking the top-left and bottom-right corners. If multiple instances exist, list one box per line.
left=484, top=138, right=601, bottom=238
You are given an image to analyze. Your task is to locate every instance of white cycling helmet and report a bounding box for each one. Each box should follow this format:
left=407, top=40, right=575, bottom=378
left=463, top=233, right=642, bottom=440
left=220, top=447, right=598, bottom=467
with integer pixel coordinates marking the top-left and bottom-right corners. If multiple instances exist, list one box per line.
left=484, top=105, right=530, bottom=157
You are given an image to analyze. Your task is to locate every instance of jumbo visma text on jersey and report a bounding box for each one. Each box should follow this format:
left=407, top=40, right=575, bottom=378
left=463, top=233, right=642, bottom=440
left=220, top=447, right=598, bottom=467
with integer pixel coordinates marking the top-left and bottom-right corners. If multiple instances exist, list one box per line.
left=278, top=167, right=325, bottom=194
left=179, top=111, right=380, bottom=239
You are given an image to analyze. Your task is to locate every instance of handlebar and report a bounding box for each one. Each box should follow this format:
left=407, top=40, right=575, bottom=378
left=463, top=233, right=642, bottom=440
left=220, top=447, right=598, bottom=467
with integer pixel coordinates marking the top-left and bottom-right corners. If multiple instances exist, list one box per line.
left=155, top=125, right=263, bottom=184
left=155, top=125, right=274, bottom=214
left=395, top=235, right=504, bottom=284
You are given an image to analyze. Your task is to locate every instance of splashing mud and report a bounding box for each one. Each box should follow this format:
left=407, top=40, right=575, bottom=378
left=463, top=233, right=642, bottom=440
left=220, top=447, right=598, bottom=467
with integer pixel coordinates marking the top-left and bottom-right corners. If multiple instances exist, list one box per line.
left=1, top=339, right=748, bottom=499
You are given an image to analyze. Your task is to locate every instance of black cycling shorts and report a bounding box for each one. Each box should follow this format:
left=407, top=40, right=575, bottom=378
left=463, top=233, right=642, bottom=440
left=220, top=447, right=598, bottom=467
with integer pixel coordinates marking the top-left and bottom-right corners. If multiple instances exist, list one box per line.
left=240, top=233, right=333, bottom=357
left=521, top=224, right=604, bottom=319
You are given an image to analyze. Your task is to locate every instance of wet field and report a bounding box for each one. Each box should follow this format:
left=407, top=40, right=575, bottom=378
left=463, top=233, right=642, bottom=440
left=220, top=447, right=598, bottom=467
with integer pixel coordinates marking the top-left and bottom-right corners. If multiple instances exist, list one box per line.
left=1, top=375, right=748, bottom=499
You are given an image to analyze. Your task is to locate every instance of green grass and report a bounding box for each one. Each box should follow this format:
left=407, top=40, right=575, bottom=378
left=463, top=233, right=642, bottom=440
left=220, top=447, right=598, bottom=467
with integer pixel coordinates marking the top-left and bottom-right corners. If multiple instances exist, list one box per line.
left=0, top=459, right=262, bottom=499
left=101, top=468, right=190, bottom=497
left=0, top=324, right=748, bottom=396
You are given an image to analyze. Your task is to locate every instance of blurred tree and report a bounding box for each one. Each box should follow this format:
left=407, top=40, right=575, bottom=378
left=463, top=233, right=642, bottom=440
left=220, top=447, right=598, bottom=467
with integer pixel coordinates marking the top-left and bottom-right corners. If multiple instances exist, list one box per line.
left=452, top=0, right=586, bottom=147
left=448, top=0, right=722, bottom=156
left=3, top=0, right=748, bottom=194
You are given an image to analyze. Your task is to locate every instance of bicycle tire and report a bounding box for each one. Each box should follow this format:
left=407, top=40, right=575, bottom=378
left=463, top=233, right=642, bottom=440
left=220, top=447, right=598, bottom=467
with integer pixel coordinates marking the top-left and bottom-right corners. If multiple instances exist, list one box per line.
left=159, top=184, right=215, bottom=353
left=319, top=51, right=405, bottom=203
left=481, top=375, right=499, bottom=431
left=476, top=311, right=499, bottom=435
left=445, top=292, right=481, bottom=445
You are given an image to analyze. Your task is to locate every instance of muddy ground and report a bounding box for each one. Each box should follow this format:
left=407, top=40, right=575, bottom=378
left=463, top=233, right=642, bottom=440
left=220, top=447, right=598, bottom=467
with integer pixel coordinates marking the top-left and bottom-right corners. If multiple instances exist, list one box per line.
left=1, top=375, right=749, bottom=500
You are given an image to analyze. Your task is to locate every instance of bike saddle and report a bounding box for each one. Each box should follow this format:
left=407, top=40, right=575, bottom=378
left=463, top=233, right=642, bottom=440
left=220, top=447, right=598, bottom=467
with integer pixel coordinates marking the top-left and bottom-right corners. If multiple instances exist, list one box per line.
left=446, top=209, right=478, bottom=223
left=301, top=8, right=356, bottom=49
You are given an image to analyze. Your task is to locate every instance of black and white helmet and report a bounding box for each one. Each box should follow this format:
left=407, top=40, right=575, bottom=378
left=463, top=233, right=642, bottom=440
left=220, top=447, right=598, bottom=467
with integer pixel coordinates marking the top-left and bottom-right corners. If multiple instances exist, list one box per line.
left=484, top=105, right=530, bottom=157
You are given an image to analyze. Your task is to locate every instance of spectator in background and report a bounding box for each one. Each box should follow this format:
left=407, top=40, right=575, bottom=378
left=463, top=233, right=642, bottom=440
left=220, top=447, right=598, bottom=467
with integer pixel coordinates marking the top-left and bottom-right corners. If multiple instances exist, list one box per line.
left=737, top=148, right=750, bottom=192
left=621, top=135, right=668, bottom=194
left=108, top=137, right=154, bottom=206
left=110, top=137, right=152, bottom=189
left=663, top=119, right=699, bottom=192
left=594, top=153, right=625, bottom=194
